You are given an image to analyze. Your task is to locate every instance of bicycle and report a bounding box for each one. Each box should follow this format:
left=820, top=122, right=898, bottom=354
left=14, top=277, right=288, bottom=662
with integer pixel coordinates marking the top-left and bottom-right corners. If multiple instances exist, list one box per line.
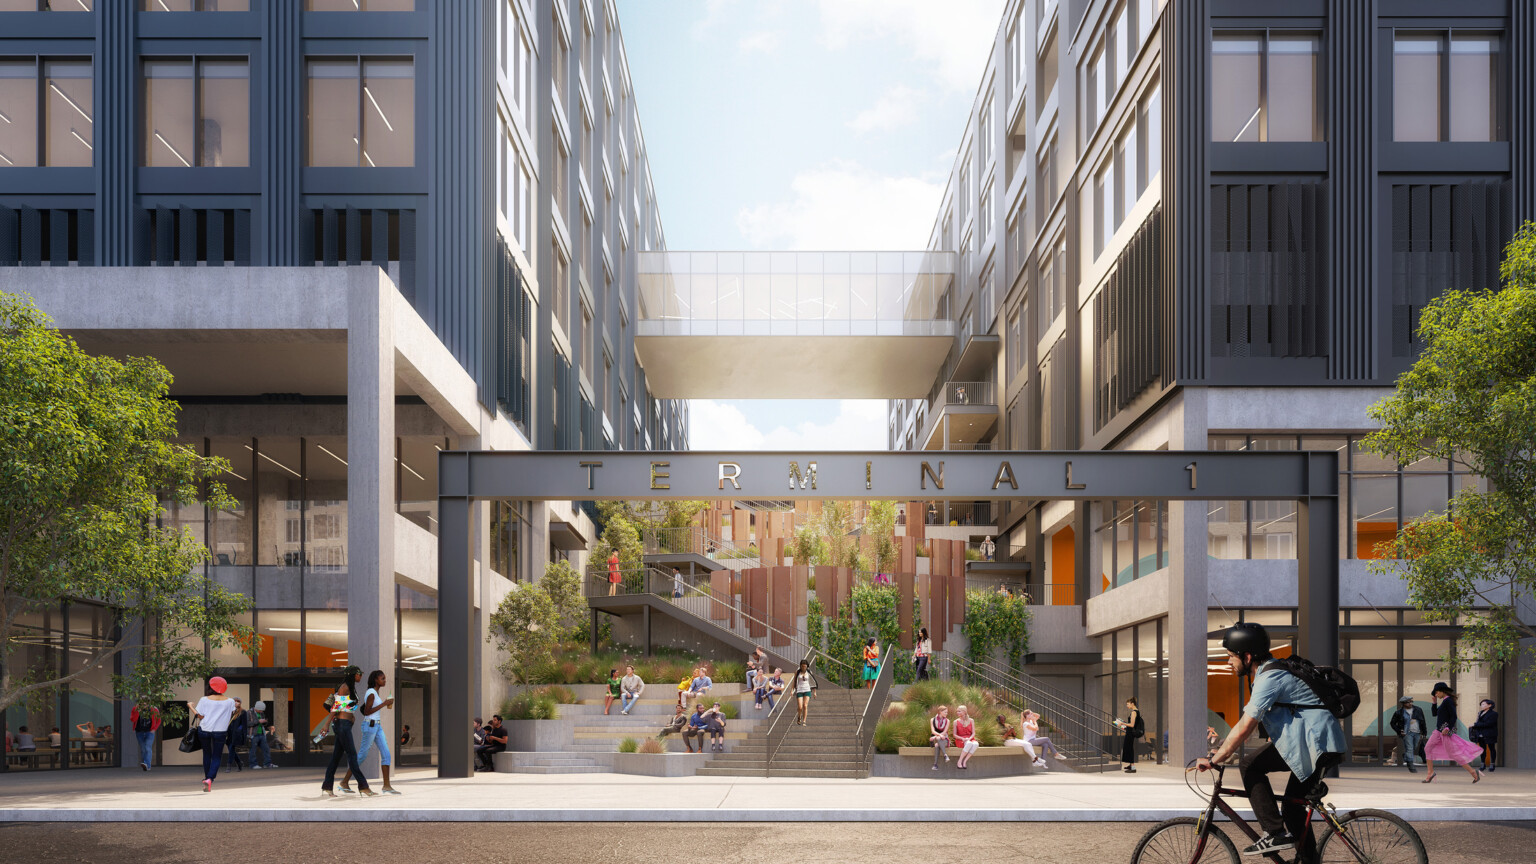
left=1129, top=760, right=1427, bottom=864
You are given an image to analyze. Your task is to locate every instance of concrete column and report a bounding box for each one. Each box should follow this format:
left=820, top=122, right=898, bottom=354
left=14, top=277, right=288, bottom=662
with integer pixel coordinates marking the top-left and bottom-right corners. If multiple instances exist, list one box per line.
left=347, top=271, right=395, bottom=777
left=1167, top=389, right=1208, bottom=770
left=438, top=492, right=473, bottom=779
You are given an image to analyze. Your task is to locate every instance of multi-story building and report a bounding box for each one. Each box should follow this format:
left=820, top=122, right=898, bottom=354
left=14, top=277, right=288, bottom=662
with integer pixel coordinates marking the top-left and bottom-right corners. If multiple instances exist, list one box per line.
left=891, top=0, right=1535, bottom=768
left=0, top=0, right=686, bottom=769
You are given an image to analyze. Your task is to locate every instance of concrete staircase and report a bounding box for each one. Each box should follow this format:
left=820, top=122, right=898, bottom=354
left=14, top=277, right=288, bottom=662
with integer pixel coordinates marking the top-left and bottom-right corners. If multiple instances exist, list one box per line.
left=695, top=689, right=870, bottom=778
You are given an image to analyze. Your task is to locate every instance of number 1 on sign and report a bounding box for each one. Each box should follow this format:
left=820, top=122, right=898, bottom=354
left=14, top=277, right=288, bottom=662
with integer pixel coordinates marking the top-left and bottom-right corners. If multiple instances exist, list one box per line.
left=1186, top=462, right=1197, bottom=490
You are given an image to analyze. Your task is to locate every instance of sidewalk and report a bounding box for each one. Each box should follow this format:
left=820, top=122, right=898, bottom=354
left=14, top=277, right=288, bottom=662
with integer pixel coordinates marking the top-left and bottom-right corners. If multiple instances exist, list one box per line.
left=1, top=764, right=1529, bottom=823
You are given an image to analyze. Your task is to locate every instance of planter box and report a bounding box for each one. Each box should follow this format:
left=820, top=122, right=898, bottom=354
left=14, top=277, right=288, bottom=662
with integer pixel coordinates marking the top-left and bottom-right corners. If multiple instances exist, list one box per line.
left=870, top=746, right=1036, bottom=778
left=612, top=752, right=708, bottom=777
left=504, top=718, right=577, bottom=751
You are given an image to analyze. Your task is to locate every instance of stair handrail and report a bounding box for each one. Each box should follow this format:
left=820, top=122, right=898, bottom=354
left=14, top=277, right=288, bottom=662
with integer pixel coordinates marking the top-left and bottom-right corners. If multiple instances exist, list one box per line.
left=852, top=643, right=897, bottom=776
left=642, top=524, right=761, bottom=567
left=589, top=565, right=862, bottom=685
left=960, top=653, right=1123, bottom=730
left=940, top=652, right=1117, bottom=771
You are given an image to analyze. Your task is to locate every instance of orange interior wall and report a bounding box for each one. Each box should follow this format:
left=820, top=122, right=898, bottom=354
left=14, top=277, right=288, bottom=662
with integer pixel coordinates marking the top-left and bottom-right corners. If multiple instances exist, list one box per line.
left=1050, top=526, right=1076, bottom=605
left=1355, top=522, right=1397, bottom=559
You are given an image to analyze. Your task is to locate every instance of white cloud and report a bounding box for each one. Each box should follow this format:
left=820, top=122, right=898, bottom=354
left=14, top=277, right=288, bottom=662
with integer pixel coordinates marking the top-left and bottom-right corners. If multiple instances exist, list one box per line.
left=737, top=29, right=784, bottom=55
left=735, top=161, right=944, bottom=250
left=816, top=0, right=1007, bottom=91
left=847, top=85, right=924, bottom=134
left=689, top=400, right=888, bottom=451
left=691, top=0, right=735, bottom=41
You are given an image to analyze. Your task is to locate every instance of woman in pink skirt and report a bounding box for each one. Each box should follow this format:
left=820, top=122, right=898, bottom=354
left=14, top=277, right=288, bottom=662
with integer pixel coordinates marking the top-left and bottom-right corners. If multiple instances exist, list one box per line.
left=1422, top=682, right=1483, bottom=783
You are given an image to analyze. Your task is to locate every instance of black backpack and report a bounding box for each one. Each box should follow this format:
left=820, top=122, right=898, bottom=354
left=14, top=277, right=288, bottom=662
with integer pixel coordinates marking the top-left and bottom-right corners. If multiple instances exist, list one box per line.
left=134, top=711, right=155, bottom=734
left=1264, top=656, right=1360, bottom=719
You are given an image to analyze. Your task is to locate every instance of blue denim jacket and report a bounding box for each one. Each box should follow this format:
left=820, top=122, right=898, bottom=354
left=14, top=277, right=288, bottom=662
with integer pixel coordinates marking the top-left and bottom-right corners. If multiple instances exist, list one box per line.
left=1243, top=667, right=1349, bottom=780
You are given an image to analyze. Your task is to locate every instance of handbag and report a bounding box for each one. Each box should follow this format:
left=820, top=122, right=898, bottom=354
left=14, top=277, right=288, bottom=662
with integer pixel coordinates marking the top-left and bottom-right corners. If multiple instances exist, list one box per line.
left=178, top=726, right=202, bottom=754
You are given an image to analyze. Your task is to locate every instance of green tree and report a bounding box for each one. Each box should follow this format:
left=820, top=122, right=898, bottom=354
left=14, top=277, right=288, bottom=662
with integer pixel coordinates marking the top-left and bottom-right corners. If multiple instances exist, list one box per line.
left=865, top=500, right=899, bottom=574
left=819, top=501, right=857, bottom=569
left=789, top=524, right=827, bottom=566
left=1364, top=221, right=1536, bottom=682
left=488, top=580, right=559, bottom=685
left=587, top=508, right=645, bottom=593
left=0, top=293, right=250, bottom=718
left=539, top=558, right=586, bottom=639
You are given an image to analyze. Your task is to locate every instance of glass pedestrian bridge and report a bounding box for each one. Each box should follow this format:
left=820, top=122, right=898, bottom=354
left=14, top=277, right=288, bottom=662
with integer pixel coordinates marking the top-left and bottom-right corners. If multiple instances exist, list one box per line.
left=635, top=251, right=957, bottom=399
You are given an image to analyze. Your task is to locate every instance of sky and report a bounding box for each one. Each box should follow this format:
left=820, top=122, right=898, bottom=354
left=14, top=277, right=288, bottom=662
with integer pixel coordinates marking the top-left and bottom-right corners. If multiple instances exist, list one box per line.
left=616, top=0, right=1006, bottom=451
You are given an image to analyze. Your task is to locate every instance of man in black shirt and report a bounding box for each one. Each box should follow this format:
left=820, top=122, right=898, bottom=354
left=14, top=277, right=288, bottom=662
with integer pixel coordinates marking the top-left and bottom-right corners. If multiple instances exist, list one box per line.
left=477, top=715, right=507, bottom=771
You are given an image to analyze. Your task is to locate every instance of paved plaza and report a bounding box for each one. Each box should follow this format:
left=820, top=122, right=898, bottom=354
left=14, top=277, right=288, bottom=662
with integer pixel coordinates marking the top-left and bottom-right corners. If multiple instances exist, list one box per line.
left=1, top=764, right=1529, bottom=823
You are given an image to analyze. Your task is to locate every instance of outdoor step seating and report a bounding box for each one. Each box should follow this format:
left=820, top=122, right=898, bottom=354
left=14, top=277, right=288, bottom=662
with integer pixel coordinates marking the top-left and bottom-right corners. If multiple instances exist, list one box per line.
left=890, top=745, right=1037, bottom=778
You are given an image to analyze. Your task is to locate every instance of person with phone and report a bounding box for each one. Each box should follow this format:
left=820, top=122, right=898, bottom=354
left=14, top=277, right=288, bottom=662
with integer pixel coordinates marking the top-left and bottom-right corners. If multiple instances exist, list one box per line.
left=345, top=669, right=401, bottom=795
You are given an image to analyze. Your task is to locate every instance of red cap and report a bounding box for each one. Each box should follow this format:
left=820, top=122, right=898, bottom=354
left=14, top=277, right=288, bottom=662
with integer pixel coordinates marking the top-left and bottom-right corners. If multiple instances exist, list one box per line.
left=209, top=676, right=228, bottom=694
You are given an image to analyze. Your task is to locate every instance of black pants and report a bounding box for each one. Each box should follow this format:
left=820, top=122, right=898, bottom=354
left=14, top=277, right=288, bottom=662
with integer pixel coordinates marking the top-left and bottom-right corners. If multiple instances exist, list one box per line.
left=1121, top=732, right=1138, bottom=764
left=1475, top=738, right=1497, bottom=767
left=1240, top=744, right=1341, bottom=849
left=914, top=656, right=929, bottom=681
left=322, top=719, right=368, bottom=791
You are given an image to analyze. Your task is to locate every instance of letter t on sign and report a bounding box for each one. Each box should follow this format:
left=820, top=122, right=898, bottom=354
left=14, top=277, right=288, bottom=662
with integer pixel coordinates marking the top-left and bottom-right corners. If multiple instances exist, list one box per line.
left=719, top=462, right=742, bottom=491
left=579, top=461, right=603, bottom=491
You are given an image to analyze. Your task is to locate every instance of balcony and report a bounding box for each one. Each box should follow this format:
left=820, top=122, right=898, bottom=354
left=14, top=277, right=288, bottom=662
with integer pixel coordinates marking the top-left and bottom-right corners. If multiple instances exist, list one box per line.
left=920, top=381, right=1000, bottom=450
left=634, top=251, right=956, bottom=398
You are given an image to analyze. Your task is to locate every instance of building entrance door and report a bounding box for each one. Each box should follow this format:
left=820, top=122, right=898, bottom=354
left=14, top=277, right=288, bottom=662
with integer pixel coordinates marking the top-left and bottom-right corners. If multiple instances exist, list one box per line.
left=395, top=668, right=434, bottom=766
left=220, top=678, right=315, bottom=767
left=1345, top=660, right=1386, bottom=764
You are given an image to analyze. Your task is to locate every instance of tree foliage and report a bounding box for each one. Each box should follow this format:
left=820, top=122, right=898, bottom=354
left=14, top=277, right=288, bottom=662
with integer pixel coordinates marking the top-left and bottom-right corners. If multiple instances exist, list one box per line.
left=1364, top=221, right=1536, bottom=681
left=586, top=504, right=645, bottom=592
left=0, top=293, right=251, bottom=717
left=539, top=558, right=586, bottom=639
left=488, top=565, right=562, bottom=685
left=960, top=589, right=1031, bottom=672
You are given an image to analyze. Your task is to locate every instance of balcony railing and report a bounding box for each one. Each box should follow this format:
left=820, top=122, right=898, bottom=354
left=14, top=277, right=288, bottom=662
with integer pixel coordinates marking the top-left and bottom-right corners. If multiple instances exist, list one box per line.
left=936, top=380, right=995, bottom=407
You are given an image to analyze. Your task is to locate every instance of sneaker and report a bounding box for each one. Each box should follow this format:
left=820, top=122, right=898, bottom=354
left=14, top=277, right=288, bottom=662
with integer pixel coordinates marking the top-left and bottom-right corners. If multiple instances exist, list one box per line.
left=1241, top=834, right=1297, bottom=857
left=251, top=765, right=262, bottom=770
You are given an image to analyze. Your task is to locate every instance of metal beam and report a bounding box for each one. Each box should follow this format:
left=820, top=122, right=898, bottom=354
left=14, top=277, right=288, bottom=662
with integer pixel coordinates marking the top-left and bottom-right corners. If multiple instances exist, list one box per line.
left=440, top=450, right=1334, bottom=502
left=437, top=494, right=473, bottom=779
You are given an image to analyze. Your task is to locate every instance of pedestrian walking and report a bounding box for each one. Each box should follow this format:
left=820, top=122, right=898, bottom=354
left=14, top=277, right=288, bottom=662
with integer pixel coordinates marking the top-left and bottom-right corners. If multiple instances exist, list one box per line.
left=791, top=659, right=818, bottom=726
left=607, top=550, right=621, bottom=596
left=224, top=698, right=247, bottom=772
left=672, top=568, right=685, bottom=599
left=320, top=678, right=375, bottom=797
left=1113, top=697, right=1144, bottom=773
left=913, top=628, right=931, bottom=681
left=862, top=638, right=880, bottom=689
left=980, top=535, right=996, bottom=561
left=248, top=701, right=276, bottom=769
left=130, top=702, right=160, bottom=771
left=1423, top=683, right=1483, bottom=783
left=344, top=669, right=401, bottom=794
left=188, top=676, right=239, bottom=793
left=1470, top=699, right=1499, bottom=772
left=1389, top=695, right=1426, bottom=773
left=331, top=666, right=364, bottom=793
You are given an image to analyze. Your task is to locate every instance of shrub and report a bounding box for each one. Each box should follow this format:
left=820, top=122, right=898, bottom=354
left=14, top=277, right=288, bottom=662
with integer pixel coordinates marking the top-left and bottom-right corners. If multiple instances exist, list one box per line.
left=617, top=737, right=639, bottom=753
left=872, top=679, right=1007, bottom=753
left=538, top=684, right=578, bottom=704
left=502, top=691, right=560, bottom=720
left=637, top=738, right=665, bottom=754
left=714, top=660, right=745, bottom=685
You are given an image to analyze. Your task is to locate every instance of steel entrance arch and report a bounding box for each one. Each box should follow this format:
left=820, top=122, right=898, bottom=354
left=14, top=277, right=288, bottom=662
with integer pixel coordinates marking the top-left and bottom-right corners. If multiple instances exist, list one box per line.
left=436, top=449, right=1339, bottom=778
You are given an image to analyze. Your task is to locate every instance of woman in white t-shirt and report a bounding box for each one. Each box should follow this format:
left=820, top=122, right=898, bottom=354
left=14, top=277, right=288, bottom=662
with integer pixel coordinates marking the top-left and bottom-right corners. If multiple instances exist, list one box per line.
left=189, top=676, right=239, bottom=792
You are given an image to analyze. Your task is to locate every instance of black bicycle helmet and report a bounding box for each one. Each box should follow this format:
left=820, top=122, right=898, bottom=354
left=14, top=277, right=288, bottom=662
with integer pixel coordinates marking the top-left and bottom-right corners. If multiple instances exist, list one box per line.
left=1220, top=622, right=1272, bottom=659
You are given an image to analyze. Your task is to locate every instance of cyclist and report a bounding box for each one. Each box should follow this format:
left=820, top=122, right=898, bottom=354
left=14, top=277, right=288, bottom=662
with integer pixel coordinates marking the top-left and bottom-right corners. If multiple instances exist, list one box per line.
left=1196, top=622, right=1347, bottom=858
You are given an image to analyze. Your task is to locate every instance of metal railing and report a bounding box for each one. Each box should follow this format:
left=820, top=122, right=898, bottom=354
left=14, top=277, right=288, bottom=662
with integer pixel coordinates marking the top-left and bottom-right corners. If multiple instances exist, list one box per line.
left=937, top=652, right=1118, bottom=772
left=641, top=525, right=761, bottom=567
left=853, top=644, right=897, bottom=776
left=936, top=380, right=995, bottom=407
left=586, top=565, right=859, bottom=687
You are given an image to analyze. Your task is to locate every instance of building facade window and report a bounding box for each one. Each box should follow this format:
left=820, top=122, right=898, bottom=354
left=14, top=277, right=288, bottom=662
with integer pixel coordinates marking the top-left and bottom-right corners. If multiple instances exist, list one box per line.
left=140, top=0, right=249, bottom=10
left=306, top=58, right=414, bottom=167
left=307, top=0, right=414, bottom=10
left=1037, top=25, right=1058, bottom=119
left=1097, top=500, right=1169, bottom=588
left=1138, top=80, right=1161, bottom=195
left=1212, top=31, right=1321, bottom=142
left=0, top=58, right=92, bottom=168
left=142, top=58, right=249, bottom=168
left=1393, top=31, right=1504, bottom=143
left=1, top=0, right=91, bottom=9
left=1205, top=434, right=1485, bottom=560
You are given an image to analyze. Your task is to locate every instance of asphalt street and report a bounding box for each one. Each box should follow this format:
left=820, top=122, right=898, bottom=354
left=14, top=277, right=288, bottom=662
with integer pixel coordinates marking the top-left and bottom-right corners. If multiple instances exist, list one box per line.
left=1, top=820, right=1531, bottom=864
